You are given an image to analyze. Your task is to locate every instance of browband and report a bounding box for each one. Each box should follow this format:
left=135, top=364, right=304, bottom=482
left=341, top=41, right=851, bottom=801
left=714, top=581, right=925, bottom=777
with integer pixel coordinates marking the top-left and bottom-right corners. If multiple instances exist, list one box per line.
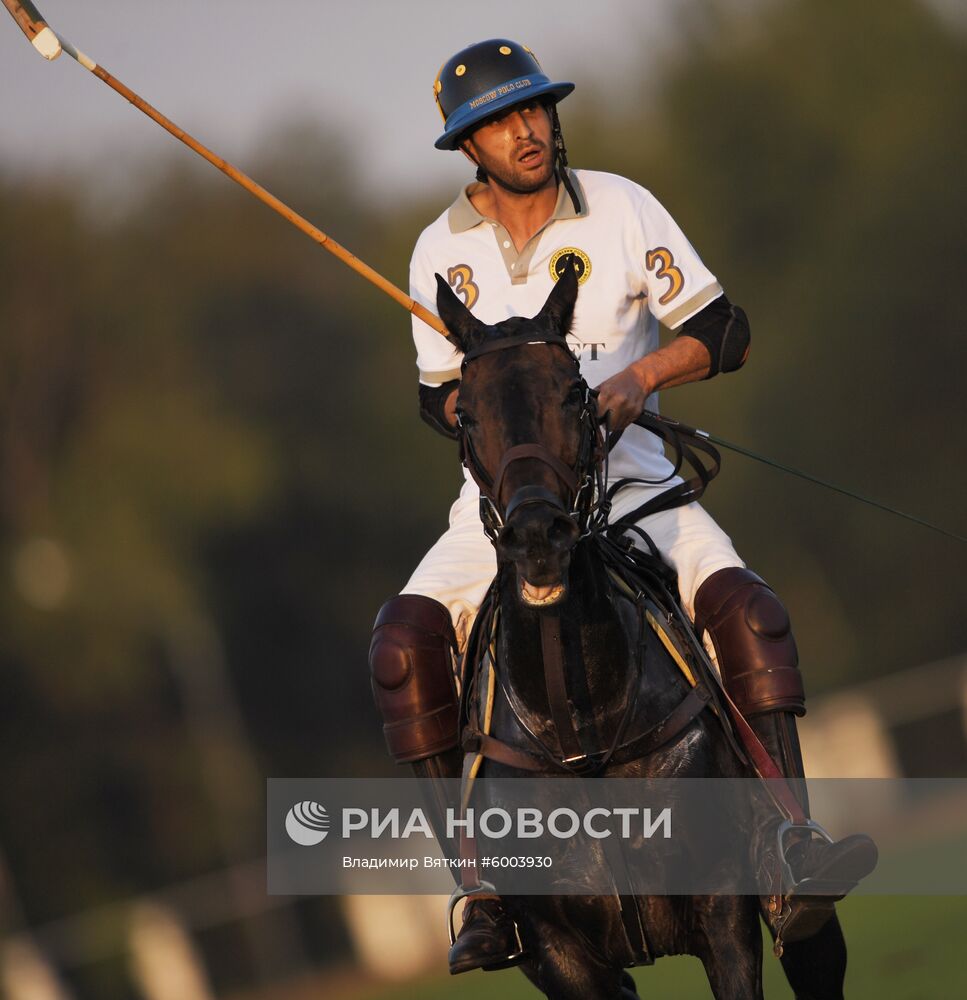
left=462, top=333, right=576, bottom=366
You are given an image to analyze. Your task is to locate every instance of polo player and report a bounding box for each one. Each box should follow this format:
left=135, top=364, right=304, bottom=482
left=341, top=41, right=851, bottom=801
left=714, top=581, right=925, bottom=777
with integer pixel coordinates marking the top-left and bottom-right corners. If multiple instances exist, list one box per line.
left=369, top=39, right=877, bottom=975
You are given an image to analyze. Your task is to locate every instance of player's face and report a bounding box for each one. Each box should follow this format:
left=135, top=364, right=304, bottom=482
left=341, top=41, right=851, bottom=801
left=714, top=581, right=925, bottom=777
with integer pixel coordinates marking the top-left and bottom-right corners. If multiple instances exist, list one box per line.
left=463, top=100, right=556, bottom=193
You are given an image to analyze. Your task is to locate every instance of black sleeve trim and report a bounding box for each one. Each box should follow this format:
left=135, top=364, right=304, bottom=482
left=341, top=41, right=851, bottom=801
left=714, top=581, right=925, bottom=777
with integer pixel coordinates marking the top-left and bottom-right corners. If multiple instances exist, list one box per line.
left=419, top=379, right=460, bottom=440
left=676, top=293, right=751, bottom=379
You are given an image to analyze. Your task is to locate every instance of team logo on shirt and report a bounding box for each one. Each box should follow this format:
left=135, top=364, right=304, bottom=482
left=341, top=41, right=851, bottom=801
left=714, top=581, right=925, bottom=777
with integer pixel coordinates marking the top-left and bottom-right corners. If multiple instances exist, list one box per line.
left=549, top=247, right=591, bottom=285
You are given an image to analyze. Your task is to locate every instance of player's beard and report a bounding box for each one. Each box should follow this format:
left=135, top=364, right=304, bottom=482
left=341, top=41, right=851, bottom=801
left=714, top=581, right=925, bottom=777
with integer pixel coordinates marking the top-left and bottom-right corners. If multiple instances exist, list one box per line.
left=475, top=142, right=556, bottom=195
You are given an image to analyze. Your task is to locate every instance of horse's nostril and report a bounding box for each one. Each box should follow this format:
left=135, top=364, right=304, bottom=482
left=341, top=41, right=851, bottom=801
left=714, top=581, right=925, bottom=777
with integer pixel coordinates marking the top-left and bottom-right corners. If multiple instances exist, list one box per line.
left=498, top=511, right=579, bottom=561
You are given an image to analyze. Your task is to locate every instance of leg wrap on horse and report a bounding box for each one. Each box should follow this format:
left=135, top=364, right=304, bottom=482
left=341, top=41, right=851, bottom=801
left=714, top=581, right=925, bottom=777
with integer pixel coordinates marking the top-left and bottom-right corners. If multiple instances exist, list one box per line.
left=693, top=567, right=805, bottom=718
left=369, top=594, right=460, bottom=763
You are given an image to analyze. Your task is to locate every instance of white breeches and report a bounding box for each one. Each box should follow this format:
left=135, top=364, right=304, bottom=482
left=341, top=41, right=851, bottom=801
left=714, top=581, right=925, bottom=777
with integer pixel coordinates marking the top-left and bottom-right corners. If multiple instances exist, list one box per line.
left=404, top=479, right=744, bottom=651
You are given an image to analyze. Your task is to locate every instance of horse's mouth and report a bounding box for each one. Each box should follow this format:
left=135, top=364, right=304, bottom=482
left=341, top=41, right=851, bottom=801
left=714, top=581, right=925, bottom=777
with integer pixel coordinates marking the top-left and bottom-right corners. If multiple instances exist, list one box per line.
left=520, top=578, right=567, bottom=607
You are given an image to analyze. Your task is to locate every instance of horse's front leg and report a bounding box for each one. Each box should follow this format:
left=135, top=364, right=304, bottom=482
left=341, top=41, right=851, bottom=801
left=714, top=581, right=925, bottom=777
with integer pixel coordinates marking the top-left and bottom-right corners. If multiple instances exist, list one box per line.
left=513, top=901, right=628, bottom=1000
left=694, top=895, right=763, bottom=1000
left=776, top=911, right=846, bottom=1000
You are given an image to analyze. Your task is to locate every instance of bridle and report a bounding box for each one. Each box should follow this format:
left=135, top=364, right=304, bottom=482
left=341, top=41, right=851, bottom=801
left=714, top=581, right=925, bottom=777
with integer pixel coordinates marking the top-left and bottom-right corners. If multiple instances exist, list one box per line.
left=455, top=334, right=723, bottom=787
left=455, top=333, right=608, bottom=543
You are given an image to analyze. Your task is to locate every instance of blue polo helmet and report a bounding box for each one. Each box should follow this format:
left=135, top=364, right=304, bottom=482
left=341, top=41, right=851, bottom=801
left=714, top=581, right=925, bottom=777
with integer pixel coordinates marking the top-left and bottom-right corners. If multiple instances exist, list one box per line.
left=433, top=39, right=574, bottom=151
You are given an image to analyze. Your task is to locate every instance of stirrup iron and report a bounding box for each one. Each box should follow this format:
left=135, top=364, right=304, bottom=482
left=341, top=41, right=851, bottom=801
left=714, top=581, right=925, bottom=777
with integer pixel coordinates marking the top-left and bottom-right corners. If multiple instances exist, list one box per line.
left=777, top=817, right=846, bottom=894
left=446, top=880, right=499, bottom=946
left=446, top=881, right=526, bottom=969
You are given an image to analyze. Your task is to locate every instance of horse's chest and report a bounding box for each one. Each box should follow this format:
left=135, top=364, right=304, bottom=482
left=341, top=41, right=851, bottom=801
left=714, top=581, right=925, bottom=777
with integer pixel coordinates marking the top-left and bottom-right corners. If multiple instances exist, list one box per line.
left=497, top=608, right=634, bottom=752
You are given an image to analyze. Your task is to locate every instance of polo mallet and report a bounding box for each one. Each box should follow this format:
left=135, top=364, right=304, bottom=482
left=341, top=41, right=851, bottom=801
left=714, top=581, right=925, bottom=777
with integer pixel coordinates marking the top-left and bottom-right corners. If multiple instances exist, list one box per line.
left=1, top=0, right=449, bottom=337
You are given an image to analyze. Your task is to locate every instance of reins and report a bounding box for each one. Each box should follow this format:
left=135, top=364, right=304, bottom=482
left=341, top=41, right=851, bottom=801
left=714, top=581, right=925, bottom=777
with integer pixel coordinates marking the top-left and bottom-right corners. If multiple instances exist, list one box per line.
left=639, top=411, right=967, bottom=545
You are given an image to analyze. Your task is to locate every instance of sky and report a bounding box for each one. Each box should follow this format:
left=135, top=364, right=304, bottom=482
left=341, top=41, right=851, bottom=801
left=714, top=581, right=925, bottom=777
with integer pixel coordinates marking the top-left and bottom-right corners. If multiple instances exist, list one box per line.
left=0, top=0, right=683, bottom=202
left=2, top=0, right=962, bottom=201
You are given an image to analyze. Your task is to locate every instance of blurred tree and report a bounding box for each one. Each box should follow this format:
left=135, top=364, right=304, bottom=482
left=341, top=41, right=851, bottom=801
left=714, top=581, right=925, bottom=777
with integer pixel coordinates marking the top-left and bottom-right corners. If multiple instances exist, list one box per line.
left=0, top=122, right=458, bottom=994
left=0, top=171, right=276, bottom=995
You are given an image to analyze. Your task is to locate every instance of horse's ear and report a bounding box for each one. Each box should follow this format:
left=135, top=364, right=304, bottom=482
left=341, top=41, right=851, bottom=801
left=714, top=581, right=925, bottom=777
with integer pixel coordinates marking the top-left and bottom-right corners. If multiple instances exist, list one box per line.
left=435, top=273, right=485, bottom=352
left=536, top=257, right=578, bottom=337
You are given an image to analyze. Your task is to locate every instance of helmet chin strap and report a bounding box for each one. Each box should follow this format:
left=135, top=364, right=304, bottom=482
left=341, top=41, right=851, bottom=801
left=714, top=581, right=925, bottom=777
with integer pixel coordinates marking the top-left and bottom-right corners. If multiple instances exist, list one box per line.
left=550, top=105, right=582, bottom=215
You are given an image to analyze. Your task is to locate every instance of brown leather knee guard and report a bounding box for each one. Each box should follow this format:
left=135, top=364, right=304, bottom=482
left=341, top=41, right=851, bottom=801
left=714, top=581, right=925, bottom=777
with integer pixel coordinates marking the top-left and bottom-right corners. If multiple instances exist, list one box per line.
left=693, top=567, right=805, bottom=717
left=369, top=594, right=460, bottom=763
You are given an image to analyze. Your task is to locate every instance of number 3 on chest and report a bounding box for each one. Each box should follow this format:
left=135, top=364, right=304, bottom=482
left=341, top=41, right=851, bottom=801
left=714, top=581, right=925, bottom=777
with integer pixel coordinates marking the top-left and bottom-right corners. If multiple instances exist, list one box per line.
left=447, top=264, right=479, bottom=309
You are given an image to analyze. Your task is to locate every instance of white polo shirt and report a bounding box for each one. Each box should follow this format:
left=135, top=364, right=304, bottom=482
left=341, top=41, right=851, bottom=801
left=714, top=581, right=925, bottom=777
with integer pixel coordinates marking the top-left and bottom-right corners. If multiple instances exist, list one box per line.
left=409, top=168, right=722, bottom=483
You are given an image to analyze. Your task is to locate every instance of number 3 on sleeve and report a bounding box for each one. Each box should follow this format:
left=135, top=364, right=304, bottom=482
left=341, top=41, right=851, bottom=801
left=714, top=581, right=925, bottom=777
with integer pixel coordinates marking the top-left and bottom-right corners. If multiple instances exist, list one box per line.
left=645, top=247, right=684, bottom=305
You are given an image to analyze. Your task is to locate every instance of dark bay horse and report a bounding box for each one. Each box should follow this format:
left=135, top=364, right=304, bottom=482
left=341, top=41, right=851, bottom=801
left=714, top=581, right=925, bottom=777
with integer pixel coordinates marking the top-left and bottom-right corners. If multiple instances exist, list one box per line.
left=434, top=263, right=848, bottom=1000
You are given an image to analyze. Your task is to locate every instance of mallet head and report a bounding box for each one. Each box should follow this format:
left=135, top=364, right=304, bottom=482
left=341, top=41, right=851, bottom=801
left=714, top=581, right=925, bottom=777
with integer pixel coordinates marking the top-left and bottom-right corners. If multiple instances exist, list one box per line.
left=2, top=0, right=62, bottom=59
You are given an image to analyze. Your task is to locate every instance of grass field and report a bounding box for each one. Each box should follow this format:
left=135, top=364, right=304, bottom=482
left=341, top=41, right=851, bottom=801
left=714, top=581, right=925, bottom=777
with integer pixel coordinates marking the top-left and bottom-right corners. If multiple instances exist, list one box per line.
left=356, top=896, right=967, bottom=999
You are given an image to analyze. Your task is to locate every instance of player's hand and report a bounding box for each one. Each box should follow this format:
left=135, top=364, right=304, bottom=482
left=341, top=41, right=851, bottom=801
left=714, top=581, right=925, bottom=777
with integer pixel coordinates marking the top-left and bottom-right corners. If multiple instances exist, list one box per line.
left=595, top=368, right=649, bottom=432
left=444, top=387, right=459, bottom=429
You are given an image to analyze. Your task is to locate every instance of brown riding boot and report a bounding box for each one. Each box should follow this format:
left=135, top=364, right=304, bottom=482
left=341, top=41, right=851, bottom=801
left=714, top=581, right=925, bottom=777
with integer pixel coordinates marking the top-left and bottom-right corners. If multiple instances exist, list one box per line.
left=693, top=567, right=877, bottom=944
left=369, top=594, right=525, bottom=974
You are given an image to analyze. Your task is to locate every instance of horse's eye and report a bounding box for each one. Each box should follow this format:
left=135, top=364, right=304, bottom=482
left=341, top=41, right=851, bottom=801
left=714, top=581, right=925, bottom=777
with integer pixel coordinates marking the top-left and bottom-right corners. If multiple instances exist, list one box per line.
left=564, top=384, right=585, bottom=408
left=456, top=409, right=476, bottom=429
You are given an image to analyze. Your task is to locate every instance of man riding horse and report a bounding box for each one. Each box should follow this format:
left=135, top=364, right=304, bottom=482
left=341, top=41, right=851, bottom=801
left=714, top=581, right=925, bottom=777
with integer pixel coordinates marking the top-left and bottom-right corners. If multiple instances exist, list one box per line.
left=369, top=39, right=876, bottom=975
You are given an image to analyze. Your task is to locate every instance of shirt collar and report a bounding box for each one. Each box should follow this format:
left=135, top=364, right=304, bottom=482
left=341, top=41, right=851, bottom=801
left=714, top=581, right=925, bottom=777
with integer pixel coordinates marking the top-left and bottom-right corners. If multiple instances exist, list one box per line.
left=447, top=169, right=588, bottom=234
